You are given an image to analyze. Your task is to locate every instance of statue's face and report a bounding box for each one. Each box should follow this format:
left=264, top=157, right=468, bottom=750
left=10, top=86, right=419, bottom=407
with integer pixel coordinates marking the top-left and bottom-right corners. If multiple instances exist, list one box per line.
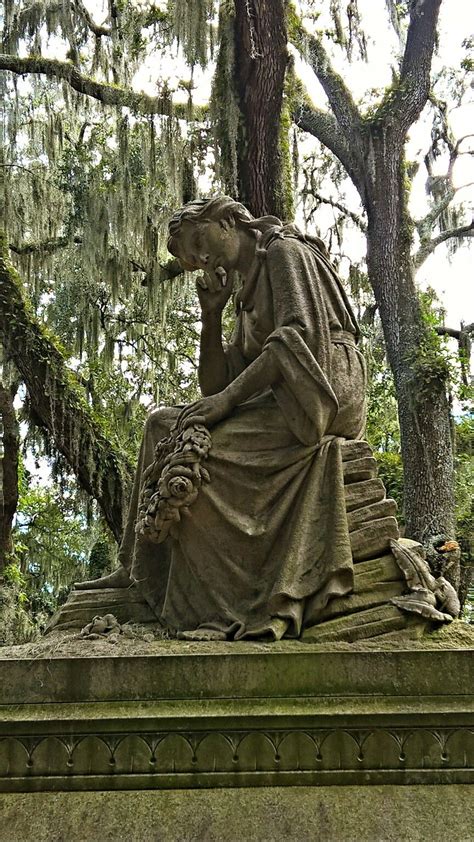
left=171, top=218, right=242, bottom=283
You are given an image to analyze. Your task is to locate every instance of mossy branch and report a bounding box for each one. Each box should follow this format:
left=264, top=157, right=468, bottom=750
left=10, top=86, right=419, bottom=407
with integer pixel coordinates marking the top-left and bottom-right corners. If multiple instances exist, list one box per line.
left=414, top=220, right=474, bottom=269
left=0, top=235, right=133, bottom=542
left=71, top=0, right=112, bottom=37
left=9, top=238, right=184, bottom=281
left=287, top=5, right=362, bottom=142
left=0, top=55, right=207, bottom=120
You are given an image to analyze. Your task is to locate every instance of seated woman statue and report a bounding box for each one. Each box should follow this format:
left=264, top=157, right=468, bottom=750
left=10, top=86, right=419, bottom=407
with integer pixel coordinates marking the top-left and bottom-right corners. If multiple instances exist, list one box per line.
left=77, top=196, right=367, bottom=640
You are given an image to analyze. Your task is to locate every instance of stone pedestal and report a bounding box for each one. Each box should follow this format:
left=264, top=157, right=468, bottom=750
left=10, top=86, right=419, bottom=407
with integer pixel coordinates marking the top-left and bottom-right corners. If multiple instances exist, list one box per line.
left=0, top=644, right=473, bottom=840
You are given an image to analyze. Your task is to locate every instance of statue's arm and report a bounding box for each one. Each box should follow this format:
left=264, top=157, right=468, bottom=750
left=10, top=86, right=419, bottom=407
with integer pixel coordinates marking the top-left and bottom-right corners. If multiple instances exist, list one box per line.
left=222, top=350, right=279, bottom=408
left=198, top=309, right=230, bottom=396
left=197, top=278, right=238, bottom=396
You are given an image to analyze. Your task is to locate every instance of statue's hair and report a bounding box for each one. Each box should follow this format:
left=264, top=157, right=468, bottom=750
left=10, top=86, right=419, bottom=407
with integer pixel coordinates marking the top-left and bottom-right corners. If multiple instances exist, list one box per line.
left=167, top=195, right=282, bottom=257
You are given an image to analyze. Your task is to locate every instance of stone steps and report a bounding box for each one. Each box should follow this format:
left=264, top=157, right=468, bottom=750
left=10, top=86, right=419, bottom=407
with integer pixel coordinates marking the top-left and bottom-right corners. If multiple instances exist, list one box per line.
left=300, top=441, right=416, bottom=641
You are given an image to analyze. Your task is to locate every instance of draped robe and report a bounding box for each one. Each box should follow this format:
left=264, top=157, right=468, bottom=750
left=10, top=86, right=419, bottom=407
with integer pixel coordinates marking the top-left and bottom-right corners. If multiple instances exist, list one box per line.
left=118, top=226, right=367, bottom=639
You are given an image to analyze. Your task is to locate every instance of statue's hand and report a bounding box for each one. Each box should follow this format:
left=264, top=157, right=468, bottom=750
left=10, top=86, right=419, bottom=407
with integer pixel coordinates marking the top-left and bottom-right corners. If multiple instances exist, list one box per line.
left=176, top=390, right=234, bottom=431
left=196, top=270, right=234, bottom=315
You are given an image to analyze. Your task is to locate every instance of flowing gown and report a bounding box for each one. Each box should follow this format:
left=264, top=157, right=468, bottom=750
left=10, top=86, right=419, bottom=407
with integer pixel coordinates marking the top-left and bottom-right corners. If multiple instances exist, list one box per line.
left=117, top=225, right=367, bottom=639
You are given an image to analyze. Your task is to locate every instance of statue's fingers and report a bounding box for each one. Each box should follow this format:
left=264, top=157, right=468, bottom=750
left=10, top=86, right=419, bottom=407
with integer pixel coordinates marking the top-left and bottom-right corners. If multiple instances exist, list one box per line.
left=203, top=272, right=221, bottom=293
left=176, top=406, right=194, bottom=429
left=182, top=414, right=205, bottom=429
left=176, top=405, right=200, bottom=430
left=196, top=276, right=208, bottom=290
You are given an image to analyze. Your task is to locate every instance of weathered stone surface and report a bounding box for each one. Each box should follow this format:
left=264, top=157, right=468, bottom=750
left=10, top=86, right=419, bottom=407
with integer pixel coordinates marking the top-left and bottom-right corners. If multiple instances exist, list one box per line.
left=353, top=553, right=404, bottom=589
left=46, top=587, right=156, bottom=632
left=303, top=603, right=419, bottom=642
left=2, top=786, right=474, bottom=842
left=341, top=440, right=373, bottom=462
left=351, top=516, right=400, bottom=562
left=0, top=646, right=472, bottom=802
left=344, top=478, right=386, bottom=512
left=317, top=580, right=405, bottom=621
left=343, top=456, right=378, bottom=484
left=347, top=498, right=397, bottom=532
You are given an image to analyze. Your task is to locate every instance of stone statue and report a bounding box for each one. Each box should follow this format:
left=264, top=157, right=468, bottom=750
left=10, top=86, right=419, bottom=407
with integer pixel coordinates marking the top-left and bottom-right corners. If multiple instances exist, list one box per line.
left=74, top=196, right=368, bottom=640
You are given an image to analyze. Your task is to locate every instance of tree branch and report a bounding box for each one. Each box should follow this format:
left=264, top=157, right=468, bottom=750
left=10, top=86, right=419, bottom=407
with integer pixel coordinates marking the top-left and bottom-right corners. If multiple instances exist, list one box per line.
left=414, top=220, right=474, bottom=268
left=302, top=30, right=363, bottom=141
left=288, top=11, right=362, bottom=141
left=384, top=0, right=443, bottom=136
left=9, top=236, right=82, bottom=256
left=415, top=182, right=474, bottom=242
left=9, top=237, right=184, bottom=281
left=301, top=186, right=366, bottom=231
left=0, top=235, right=133, bottom=542
left=293, top=99, right=363, bottom=193
left=0, top=55, right=206, bottom=120
left=71, top=0, right=112, bottom=37
left=434, top=323, right=474, bottom=341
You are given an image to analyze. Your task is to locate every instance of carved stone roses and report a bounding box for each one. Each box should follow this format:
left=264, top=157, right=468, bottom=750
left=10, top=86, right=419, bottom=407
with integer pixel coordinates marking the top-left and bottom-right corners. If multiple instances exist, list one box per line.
left=136, top=422, right=212, bottom=543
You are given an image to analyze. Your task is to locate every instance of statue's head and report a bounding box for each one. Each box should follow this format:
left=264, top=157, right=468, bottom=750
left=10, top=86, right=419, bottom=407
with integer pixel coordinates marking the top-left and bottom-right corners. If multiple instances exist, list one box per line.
left=167, top=196, right=254, bottom=273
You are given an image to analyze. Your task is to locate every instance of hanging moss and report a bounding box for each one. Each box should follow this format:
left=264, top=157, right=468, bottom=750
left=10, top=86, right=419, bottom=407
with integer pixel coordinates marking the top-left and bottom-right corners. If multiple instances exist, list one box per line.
left=173, top=0, right=216, bottom=69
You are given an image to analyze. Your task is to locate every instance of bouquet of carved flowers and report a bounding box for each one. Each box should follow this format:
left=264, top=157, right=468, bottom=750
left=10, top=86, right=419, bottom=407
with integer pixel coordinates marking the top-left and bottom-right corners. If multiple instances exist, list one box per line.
left=136, top=423, right=212, bottom=544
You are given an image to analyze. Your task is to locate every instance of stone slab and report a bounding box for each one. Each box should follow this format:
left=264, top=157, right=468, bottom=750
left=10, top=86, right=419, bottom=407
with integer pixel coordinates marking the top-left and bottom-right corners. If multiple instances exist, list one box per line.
left=1, top=786, right=473, bottom=842
left=347, top=498, right=397, bottom=532
left=344, top=478, right=386, bottom=512
left=343, top=456, right=378, bottom=484
left=3, top=645, right=473, bottom=703
left=47, top=587, right=157, bottom=630
left=340, top=440, right=373, bottom=462
left=303, top=603, right=421, bottom=642
left=350, top=516, right=400, bottom=561
left=353, top=552, right=404, bottom=588
left=316, top=580, right=405, bottom=622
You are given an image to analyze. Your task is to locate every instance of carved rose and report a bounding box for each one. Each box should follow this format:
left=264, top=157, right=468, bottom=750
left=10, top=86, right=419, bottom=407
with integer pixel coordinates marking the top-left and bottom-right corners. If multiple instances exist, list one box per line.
left=165, top=475, right=194, bottom=499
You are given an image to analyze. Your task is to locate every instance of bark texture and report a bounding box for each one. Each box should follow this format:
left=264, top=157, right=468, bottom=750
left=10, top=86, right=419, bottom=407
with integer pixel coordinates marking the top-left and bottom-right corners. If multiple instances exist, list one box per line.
left=0, top=238, right=133, bottom=542
left=0, top=382, right=19, bottom=571
left=233, top=0, right=288, bottom=218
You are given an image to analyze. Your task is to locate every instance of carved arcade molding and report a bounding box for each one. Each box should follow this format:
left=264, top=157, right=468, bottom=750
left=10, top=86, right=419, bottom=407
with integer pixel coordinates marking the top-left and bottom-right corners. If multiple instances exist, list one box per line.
left=1, top=723, right=473, bottom=791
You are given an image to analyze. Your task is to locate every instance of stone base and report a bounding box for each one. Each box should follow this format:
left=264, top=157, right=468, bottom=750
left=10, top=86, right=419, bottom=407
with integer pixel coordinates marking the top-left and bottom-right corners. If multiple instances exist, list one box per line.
left=1, top=644, right=472, bottom=839
left=1, top=785, right=473, bottom=842
left=1, top=645, right=472, bottom=789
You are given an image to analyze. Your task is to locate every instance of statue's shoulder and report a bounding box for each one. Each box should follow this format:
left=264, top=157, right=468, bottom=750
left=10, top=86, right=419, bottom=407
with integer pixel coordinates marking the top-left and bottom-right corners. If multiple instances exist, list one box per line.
left=264, top=226, right=328, bottom=264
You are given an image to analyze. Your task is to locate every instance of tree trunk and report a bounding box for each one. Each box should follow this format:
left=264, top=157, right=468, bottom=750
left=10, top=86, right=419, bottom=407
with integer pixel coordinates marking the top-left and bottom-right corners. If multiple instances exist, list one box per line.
left=365, top=131, right=455, bottom=546
left=0, top=382, right=19, bottom=571
left=0, top=238, right=133, bottom=542
left=233, top=0, right=288, bottom=218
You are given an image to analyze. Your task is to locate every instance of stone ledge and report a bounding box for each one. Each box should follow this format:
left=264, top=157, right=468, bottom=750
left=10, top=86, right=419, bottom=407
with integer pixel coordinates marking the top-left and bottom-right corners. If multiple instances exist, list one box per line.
left=1, top=646, right=473, bottom=703
left=0, top=647, right=473, bottom=792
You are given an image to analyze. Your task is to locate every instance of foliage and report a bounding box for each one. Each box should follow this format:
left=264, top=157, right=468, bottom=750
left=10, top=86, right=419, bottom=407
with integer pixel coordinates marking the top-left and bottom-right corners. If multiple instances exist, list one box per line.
left=11, top=457, right=94, bottom=606
left=0, top=564, right=37, bottom=645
